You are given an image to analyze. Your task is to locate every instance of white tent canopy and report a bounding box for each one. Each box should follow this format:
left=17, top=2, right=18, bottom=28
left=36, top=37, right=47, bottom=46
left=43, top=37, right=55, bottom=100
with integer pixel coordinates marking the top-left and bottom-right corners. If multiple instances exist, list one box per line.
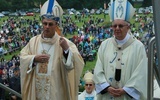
left=0, top=13, right=5, bottom=17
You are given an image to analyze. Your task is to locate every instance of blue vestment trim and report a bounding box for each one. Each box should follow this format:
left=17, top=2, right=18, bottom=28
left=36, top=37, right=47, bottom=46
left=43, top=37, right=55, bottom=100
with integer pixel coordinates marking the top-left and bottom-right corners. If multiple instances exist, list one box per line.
left=47, top=0, right=54, bottom=13
left=85, top=97, right=94, bottom=100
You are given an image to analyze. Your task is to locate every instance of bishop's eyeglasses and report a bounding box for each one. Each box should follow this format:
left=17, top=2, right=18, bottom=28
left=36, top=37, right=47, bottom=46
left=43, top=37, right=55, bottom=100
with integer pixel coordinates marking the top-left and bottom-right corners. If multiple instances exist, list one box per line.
left=112, top=24, right=128, bottom=29
left=85, top=84, right=93, bottom=86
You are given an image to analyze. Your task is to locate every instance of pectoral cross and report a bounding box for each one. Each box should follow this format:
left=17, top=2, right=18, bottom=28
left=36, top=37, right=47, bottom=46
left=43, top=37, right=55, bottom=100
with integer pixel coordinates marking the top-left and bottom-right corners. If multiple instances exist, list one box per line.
left=42, top=50, right=47, bottom=54
left=42, top=50, right=51, bottom=57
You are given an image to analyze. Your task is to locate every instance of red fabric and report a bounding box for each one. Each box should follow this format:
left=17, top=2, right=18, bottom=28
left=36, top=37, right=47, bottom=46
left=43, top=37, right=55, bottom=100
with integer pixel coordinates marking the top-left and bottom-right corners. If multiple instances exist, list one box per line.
left=0, top=69, right=3, bottom=75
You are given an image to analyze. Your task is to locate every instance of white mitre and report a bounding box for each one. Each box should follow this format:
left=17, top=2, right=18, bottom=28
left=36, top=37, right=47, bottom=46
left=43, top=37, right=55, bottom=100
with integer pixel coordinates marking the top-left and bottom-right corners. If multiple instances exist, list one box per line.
left=108, top=0, right=136, bottom=21
left=84, top=72, right=94, bottom=83
left=40, top=0, right=63, bottom=21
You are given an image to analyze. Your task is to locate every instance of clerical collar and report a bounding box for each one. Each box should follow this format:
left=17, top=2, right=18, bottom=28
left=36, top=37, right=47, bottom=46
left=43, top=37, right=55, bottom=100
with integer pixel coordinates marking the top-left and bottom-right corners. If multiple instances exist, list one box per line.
left=41, top=32, right=59, bottom=45
left=43, top=37, right=52, bottom=40
left=116, top=33, right=130, bottom=46
left=85, top=90, right=95, bottom=97
left=42, top=33, right=53, bottom=39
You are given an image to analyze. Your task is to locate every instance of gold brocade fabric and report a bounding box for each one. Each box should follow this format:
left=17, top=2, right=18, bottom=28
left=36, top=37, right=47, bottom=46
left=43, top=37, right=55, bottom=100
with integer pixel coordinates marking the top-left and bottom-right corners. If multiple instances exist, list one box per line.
left=38, top=50, right=50, bottom=74
left=20, top=33, right=84, bottom=100
left=36, top=48, right=50, bottom=99
left=36, top=75, right=51, bottom=100
left=38, top=63, right=48, bottom=74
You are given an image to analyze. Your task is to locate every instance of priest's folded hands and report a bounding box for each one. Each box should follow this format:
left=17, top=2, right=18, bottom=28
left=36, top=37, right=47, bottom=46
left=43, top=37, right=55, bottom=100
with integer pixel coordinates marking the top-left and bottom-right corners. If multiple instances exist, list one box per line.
left=107, top=86, right=126, bottom=97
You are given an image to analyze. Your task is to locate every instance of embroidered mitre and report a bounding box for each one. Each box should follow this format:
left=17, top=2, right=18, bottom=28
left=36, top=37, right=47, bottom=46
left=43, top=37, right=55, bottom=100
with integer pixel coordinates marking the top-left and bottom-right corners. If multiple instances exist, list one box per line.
left=108, top=0, right=135, bottom=21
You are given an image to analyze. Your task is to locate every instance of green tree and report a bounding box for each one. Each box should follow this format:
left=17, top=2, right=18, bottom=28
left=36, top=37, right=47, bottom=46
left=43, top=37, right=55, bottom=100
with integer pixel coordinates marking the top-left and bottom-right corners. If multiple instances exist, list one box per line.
left=0, top=0, right=147, bottom=12
left=0, top=0, right=11, bottom=11
left=142, top=0, right=152, bottom=7
left=11, top=0, right=27, bottom=11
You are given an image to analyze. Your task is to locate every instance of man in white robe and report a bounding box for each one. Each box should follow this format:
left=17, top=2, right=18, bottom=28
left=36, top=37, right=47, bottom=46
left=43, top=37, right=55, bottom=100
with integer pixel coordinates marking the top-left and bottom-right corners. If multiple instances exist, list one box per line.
left=78, top=72, right=97, bottom=100
left=93, top=0, right=148, bottom=100
left=20, top=0, right=84, bottom=100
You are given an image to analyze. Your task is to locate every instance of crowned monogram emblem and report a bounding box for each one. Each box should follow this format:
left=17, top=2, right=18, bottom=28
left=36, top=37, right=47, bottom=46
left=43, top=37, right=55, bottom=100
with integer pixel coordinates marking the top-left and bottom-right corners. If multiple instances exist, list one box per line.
left=116, top=0, right=125, bottom=18
left=118, top=0, right=124, bottom=3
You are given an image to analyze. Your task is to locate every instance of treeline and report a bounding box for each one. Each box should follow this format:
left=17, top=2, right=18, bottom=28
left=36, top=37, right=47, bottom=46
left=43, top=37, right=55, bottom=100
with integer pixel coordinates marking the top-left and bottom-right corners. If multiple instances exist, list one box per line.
left=0, top=0, right=152, bottom=11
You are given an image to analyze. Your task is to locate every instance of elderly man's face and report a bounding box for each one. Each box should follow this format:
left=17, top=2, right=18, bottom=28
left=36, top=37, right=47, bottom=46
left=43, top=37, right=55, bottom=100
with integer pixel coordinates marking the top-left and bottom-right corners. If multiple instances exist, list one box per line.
left=85, top=82, right=95, bottom=94
left=112, top=19, right=130, bottom=40
left=42, top=19, right=57, bottom=38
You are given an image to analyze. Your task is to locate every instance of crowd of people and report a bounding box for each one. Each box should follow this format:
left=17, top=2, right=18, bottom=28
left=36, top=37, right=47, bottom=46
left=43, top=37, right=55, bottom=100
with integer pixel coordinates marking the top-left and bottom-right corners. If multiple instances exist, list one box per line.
left=0, top=1, right=157, bottom=99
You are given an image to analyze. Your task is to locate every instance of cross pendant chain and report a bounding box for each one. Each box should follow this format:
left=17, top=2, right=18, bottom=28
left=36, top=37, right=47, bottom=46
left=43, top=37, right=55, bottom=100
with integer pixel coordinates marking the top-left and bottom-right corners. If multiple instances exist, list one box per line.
left=41, top=43, right=52, bottom=55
